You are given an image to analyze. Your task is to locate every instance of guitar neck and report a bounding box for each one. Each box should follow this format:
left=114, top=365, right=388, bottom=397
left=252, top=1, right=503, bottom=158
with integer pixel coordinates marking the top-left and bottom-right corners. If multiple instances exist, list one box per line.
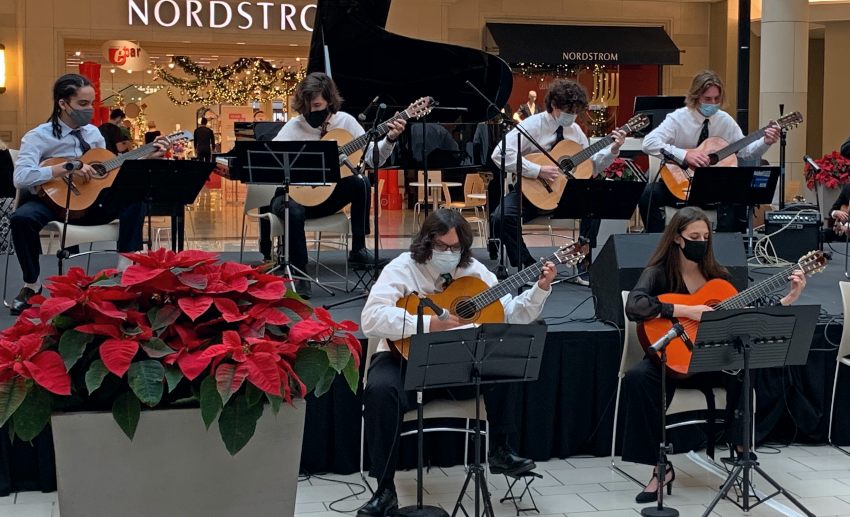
left=560, top=134, right=614, bottom=170
left=98, top=141, right=162, bottom=171
left=715, top=263, right=796, bottom=310
left=467, top=252, right=558, bottom=309
left=339, top=111, right=411, bottom=157
left=713, top=126, right=767, bottom=162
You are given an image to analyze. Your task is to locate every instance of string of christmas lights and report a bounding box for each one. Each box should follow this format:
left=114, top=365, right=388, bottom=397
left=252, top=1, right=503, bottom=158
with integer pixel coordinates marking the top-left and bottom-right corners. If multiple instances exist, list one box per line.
left=154, top=56, right=305, bottom=106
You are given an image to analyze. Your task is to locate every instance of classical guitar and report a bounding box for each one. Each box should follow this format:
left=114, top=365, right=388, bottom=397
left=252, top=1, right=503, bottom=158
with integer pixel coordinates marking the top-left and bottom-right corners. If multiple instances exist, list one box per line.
left=637, top=250, right=826, bottom=377
left=660, top=111, right=804, bottom=201
left=391, top=240, right=588, bottom=359
left=289, top=96, right=434, bottom=207
left=833, top=204, right=849, bottom=236
left=522, top=114, right=649, bottom=211
left=38, top=130, right=192, bottom=219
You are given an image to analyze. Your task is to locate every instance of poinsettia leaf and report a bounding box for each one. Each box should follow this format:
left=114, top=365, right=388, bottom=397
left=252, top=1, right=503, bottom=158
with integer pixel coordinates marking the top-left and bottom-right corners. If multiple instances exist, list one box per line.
left=293, top=347, right=329, bottom=393
left=245, top=383, right=264, bottom=407
left=342, top=355, right=360, bottom=395
left=245, top=354, right=282, bottom=396
left=324, top=343, right=352, bottom=374
left=0, top=378, right=29, bottom=428
left=127, top=360, right=165, bottom=407
left=141, top=338, right=175, bottom=359
left=215, top=363, right=247, bottom=405
left=218, top=394, right=264, bottom=456
left=90, top=276, right=122, bottom=287
left=51, top=315, right=77, bottom=331
left=12, top=386, right=52, bottom=442
left=39, top=297, right=79, bottom=321
left=148, top=305, right=182, bottom=333
left=313, top=368, right=336, bottom=398
left=27, top=352, right=71, bottom=395
left=177, top=296, right=214, bottom=322
left=178, top=272, right=209, bottom=290
left=266, top=393, right=282, bottom=415
left=163, top=365, right=184, bottom=393
left=99, top=339, right=139, bottom=377
left=200, top=375, right=221, bottom=430
left=120, top=265, right=168, bottom=286
left=288, top=319, right=331, bottom=345
left=176, top=350, right=212, bottom=381
left=85, top=360, right=110, bottom=395
left=58, top=330, right=94, bottom=370
left=112, top=391, right=141, bottom=440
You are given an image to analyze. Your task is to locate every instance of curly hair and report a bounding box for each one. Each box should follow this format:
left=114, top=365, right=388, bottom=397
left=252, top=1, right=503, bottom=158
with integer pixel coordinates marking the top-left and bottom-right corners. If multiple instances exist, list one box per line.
left=544, top=79, right=588, bottom=114
left=291, top=72, right=344, bottom=115
left=409, top=209, right=474, bottom=268
left=685, top=70, right=725, bottom=109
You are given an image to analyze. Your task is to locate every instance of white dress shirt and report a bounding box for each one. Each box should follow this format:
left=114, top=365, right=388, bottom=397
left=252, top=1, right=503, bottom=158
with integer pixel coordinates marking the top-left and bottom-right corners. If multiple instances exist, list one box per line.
left=641, top=107, right=770, bottom=164
left=361, top=252, right=551, bottom=353
left=491, top=111, right=618, bottom=181
left=273, top=111, right=394, bottom=168
left=14, top=120, right=105, bottom=193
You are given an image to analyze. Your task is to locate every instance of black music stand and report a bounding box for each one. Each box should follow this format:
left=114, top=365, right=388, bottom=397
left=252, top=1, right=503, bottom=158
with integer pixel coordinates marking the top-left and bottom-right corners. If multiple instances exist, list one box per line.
left=232, top=141, right=341, bottom=296
left=109, top=160, right=214, bottom=251
left=403, top=323, right=547, bottom=517
left=687, top=306, right=818, bottom=517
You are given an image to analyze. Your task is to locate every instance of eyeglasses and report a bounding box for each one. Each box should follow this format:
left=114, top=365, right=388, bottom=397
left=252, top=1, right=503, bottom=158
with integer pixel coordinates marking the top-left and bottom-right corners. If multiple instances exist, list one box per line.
left=432, top=240, right=463, bottom=253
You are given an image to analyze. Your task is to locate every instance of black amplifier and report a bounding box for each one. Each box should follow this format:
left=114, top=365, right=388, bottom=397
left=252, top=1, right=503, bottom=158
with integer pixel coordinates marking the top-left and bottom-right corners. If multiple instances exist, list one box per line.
left=764, top=211, right=822, bottom=261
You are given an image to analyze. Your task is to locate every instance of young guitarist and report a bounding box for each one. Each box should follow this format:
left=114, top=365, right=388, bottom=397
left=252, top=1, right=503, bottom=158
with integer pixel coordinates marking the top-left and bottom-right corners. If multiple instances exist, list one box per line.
left=828, top=135, right=850, bottom=228
left=490, top=79, right=625, bottom=270
left=640, top=70, right=780, bottom=233
left=358, top=208, right=555, bottom=517
left=622, top=206, right=805, bottom=503
left=10, top=74, right=171, bottom=315
left=259, top=72, right=406, bottom=298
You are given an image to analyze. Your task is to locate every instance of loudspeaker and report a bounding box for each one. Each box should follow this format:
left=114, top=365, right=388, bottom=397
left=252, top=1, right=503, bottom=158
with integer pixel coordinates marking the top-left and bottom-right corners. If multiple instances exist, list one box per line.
left=763, top=211, right=822, bottom=262
left=590, top=233, right=748, bottom=326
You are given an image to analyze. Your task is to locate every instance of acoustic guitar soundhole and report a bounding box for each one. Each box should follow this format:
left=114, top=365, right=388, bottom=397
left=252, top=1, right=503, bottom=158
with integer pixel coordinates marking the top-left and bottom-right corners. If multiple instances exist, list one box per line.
left=454, top=299, right=477, bottom=320
left=90, top=163, right=108, bottom=179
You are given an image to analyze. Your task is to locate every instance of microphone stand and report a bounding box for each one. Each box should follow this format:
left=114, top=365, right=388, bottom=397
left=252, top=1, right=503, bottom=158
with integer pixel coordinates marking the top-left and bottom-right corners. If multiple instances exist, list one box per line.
left=369, top=104, right=385, bottom=282
left=778, top=103, right=786, bottom=210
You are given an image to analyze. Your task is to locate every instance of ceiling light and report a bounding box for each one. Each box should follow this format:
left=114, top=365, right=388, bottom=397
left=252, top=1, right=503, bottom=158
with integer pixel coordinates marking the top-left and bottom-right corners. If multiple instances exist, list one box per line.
left=75, top=50, right=81, bottom=56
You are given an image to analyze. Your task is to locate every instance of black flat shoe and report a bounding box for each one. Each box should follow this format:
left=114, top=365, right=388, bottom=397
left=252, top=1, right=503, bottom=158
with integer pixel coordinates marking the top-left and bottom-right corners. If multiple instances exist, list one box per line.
left=349, top=248, right=389, bottom=267
left=488, top=444, right=535, bottom=476
left=635, top=463, right=675, bottom=504
left=10, top=286, right=41, bottom=316
left=357, top=488, right=398, bottom=517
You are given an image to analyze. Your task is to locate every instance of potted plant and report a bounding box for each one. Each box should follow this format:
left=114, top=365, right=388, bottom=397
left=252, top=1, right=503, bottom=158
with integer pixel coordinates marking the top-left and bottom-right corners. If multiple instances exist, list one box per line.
left=598, top=157, right=641, bottom=181
left=804, top=151, right=850, bottom=216
left=0, top=249, right=361, bottom=517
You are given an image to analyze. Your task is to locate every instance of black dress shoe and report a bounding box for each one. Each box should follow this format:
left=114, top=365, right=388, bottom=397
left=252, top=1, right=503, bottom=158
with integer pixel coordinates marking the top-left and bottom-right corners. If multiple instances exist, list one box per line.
left=294, top=279, right=312, bottom=300
left=635, top=463, right=675, bottom=503
left=488, top=444, right=535, bottom=476
left=487, top=240, right=499, bottom=260
left=357, top=488, right=398, bottom=517
left=10, top=286, right=40, bottom=316
left=349, top=248, right=389, bottom=267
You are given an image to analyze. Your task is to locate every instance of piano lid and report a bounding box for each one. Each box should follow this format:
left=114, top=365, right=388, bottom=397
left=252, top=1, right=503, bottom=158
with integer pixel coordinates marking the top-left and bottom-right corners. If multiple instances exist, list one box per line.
left=307, top=0, right=512, bottom=123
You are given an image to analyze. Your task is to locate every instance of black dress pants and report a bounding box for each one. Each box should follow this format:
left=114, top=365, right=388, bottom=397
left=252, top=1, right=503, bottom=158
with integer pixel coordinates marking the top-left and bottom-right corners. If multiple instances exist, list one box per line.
left=259, top=174, right=371, bottom=268
left=620, top=357, right=746, bottom=466
left=363, top=351, right=519, bottom=483
left=490, top=190, right=544, bottom=268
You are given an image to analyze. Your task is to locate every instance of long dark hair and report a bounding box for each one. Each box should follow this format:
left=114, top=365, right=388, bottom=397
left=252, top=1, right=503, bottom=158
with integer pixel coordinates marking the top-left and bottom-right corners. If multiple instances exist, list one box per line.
left=409, top=209, right=474, bottom=268
left=647, top=206, right=729, bottom=292
left=291, top=72, right=343, bottom=115
left=48, top=74, right=93, bottom=139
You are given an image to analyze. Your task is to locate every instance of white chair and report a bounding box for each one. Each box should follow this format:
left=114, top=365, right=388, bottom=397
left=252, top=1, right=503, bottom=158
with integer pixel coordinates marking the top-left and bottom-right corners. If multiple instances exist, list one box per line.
left=239, top=184, right=279, bottom=263
left=359, top=337, right=488, bottom=487
left=413, top=171, right=442, bottom=224
left=829, top=282, right=850, bottom=456
left=304, top=212, right=350, bottom=292
left=610, top=291, right=727, bottom=486
left=441, top=181, right=486, bottom=240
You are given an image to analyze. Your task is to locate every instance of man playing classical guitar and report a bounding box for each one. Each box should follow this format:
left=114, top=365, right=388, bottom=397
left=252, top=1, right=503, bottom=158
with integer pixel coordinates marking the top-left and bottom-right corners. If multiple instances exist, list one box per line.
left=828, top=135, right=850, bottom=229
left=260, top=72, right=406, bottom=298
left=358, top=209, right=556, bottom=517
left=640, top=70, right=780, bottom=232
left=490, top=79, right=625, bottom=270
left=10, top=74, right=171, bottom=315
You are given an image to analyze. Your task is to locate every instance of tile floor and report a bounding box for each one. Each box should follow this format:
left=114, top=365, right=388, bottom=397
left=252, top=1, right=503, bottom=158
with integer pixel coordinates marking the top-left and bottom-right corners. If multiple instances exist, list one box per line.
left=9, top=445, right=850, bottom=516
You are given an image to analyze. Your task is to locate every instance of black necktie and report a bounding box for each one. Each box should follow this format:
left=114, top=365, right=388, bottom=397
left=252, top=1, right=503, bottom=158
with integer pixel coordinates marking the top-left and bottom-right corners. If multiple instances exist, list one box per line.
left=70, top=129, right=91, bottom=154
left=554, top=125, right=564, bottom=145
left=697, top=119, right=709, bottom=145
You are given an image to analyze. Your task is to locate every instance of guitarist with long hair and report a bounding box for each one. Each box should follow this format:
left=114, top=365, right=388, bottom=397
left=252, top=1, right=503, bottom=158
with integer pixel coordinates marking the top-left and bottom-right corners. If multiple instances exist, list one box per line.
left=9, top=74, right=171, bottom=315
left=621, top=206, right=805, bottom=503
left=640, top=70, right=780, bottom=233
left=358, top=208, right=556, bottom=517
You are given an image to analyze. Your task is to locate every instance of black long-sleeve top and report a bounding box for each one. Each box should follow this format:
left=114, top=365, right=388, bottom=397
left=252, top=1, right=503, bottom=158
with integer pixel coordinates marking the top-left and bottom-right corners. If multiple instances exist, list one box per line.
left=625, top=266, right=681, bottom=322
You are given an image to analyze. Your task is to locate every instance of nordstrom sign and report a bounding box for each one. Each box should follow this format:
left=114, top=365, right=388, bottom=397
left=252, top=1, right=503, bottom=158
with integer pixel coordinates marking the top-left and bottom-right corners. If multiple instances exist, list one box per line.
left=128, top=0, right=316, bottom=31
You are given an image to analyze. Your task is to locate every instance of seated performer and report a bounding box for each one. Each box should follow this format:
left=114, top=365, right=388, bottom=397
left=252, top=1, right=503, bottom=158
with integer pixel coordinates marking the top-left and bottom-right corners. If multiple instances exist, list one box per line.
left=10, top=73, right=170, bottom=315
left=829, top=135, right=850, bottom=228
left=260, top=72, right=405, bottom=298
left=640, top=70, right=779, bottom=233
left=359, top=208, right=556, bottom=517
left=621, top=206, right=805, bottom=503
left=490, top=79, right=625, bottom=269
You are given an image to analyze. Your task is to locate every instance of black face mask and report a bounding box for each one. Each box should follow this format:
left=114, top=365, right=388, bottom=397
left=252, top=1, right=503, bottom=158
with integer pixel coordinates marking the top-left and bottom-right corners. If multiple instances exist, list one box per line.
left=680, top=237, right=708, bottom=263
left=305, top=109, right=329, bottom=129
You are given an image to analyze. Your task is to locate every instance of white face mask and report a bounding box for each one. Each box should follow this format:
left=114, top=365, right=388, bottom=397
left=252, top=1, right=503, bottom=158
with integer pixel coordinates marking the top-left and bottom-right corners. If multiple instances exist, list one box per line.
left=557, top=112, right=577, bottom=127
left=430, top=249, right=461, bottom=275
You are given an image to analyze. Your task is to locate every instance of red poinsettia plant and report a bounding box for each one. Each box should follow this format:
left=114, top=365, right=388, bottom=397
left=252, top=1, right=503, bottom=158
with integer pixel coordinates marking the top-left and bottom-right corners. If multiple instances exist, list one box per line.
left=599, top=157, right=640, bottom=181
left=805, top=151, right=850, bottom=190
left=0, top=249, right=361, bottom=455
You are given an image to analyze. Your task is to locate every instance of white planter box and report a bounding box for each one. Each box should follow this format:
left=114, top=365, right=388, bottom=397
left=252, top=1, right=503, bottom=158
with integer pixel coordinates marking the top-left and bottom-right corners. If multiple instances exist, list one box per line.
left=52, top=400, right=306, bottom=517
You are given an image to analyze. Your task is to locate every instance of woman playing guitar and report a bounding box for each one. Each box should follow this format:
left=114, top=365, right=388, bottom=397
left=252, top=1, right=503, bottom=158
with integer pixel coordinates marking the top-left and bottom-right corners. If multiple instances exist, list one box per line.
left=621, top=207, right=805, bottom=503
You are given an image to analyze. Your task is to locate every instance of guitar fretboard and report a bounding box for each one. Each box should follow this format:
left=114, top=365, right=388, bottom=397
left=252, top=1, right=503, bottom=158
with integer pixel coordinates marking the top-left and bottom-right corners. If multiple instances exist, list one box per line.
left=560, top=135, right=615, bottom=171
left=338, top=111, right=412, bottom=158
left=96, top=135, right=180, bottom=172
left=711, top=126, right=768, bottom=163
left=467, top=252, right=561, bottom=310
left=715, top=263, right=799, bottom=310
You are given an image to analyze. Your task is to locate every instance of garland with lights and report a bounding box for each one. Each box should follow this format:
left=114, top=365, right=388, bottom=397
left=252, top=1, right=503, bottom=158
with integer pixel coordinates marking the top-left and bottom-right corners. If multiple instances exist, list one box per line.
left=154, top=56, right=304, bottom=106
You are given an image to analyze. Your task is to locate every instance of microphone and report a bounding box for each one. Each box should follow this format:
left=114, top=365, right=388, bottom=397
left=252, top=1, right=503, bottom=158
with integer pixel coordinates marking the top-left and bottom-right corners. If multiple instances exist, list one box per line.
left=659, top=149, right=688, bottom=171
left=648, top=323, right=685, bottom=354
left=415, top=295, right=451, bottom=321
left=803, top=154, right=821, bottom=172
left=358, top=95, right=381, bottom=122
left=63, top=159, right=83, bottom=172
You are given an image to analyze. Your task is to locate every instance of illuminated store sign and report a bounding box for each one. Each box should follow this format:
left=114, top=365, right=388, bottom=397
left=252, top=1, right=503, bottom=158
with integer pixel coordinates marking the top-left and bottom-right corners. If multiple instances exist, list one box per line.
left=128, top=0, right=316, bottom=31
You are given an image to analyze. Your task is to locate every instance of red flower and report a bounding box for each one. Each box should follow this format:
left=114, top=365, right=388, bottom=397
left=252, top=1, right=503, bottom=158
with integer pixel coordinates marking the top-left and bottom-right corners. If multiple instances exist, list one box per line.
left=200, top=330, right=283, bottom=396
left=0, top=333, right=70, bottom=395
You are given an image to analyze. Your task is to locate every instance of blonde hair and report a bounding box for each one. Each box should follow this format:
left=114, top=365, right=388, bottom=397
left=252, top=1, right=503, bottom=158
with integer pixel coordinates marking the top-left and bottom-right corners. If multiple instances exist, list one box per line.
left=685, top=70, right=725, bottom=109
